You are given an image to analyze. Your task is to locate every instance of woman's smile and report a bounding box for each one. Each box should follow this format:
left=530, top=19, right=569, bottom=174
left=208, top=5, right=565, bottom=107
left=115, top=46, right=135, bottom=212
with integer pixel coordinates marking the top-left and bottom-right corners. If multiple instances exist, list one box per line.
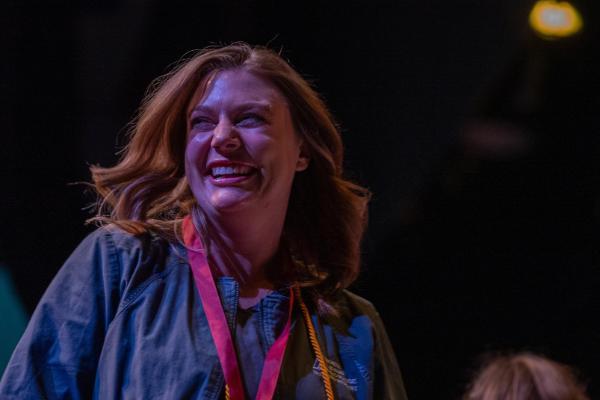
left=207, top=161, right=258, bottom=186
left=185, top=68, right=308, bottom=216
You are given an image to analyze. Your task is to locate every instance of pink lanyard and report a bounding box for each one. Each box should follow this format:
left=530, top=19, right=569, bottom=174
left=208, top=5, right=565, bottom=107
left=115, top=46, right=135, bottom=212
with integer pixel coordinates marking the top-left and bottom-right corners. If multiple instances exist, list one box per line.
left=183, top=216, right=294, bottom=400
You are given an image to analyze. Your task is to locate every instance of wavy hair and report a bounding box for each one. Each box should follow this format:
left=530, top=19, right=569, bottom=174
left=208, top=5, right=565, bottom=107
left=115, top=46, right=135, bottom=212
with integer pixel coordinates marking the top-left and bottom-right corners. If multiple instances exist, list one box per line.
left=464, top=352, right=589, bottom=400
left=90, top=43, right=370, bottom=297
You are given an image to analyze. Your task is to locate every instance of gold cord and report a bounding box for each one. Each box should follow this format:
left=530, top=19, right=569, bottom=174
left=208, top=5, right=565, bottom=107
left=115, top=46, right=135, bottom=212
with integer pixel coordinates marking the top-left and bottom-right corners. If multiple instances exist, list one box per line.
left=224, top=287, right=335, bottom=400
left=295, top=286, right=335, bottom=400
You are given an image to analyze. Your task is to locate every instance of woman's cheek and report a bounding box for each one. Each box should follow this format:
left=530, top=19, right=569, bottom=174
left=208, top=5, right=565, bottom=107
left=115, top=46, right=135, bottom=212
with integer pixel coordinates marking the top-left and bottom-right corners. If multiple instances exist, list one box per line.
left=186, top=134, right=210, bottom=163
left=185, top=134, right=211, bottom=183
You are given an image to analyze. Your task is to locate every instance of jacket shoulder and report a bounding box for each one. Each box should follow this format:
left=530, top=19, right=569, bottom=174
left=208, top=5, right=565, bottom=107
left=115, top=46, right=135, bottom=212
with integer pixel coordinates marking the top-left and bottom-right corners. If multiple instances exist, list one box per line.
left=337, top=289, right=380, bottom=319
left=72, top=225, right=185, bottom=303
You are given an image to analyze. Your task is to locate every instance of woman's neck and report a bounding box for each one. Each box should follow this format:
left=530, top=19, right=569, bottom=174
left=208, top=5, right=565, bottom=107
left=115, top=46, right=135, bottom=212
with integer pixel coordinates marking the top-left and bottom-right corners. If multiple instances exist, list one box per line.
left=203, top=210, right=285, bottom=305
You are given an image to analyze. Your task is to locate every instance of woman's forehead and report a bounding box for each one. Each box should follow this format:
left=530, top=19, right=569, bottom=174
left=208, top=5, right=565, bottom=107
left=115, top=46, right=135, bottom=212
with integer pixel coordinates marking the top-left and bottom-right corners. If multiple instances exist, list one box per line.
left=187, top=68, right=286, bottom=115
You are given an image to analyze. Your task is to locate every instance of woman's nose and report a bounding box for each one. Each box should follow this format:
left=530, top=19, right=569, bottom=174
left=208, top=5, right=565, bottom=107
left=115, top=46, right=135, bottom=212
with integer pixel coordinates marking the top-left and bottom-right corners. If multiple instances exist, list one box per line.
left=211, top=119, right=240, bottom=152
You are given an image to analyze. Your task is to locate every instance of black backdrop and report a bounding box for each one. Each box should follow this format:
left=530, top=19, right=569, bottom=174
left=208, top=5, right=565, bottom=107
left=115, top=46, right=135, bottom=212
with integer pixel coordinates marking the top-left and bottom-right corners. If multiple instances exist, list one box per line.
left=2, top=1, right=599, bottom=398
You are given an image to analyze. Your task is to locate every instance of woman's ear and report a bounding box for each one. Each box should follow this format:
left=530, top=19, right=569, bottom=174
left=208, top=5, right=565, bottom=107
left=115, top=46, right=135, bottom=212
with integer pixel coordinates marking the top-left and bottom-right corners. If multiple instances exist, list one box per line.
left=296, top=142, right=310, bottom=171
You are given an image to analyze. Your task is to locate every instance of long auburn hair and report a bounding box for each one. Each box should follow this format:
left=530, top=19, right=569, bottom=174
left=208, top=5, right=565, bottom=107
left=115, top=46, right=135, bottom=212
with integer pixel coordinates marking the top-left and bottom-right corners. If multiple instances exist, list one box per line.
left=464, top=352, right=589, bottom=400
left=90, top=43, right=370, bottom=297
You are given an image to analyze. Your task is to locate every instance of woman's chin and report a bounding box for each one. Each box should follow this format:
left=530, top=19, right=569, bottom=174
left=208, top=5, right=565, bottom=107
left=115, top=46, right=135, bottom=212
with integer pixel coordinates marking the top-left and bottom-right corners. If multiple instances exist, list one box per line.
left=207, top=190, right=255, bottom=214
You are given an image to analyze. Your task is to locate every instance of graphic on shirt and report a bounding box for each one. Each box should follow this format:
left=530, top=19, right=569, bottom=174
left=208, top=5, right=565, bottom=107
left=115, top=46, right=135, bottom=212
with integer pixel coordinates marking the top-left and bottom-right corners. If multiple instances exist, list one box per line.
left=312, top=358, right=358, bottom=392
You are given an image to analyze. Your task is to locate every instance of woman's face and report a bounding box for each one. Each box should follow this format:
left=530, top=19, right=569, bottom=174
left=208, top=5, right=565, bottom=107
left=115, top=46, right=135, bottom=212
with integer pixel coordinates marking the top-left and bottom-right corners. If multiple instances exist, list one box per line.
left=185, top=69, right=309, bottom=221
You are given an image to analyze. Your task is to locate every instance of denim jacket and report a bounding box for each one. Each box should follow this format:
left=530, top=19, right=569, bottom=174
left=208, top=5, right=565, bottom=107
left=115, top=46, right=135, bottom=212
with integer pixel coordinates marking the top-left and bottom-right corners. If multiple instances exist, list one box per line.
left=0, top=226, right=407, bottom=399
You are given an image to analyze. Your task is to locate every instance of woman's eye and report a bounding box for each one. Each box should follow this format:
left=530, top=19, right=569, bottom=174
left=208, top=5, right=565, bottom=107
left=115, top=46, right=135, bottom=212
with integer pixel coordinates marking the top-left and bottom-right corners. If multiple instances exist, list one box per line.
left=236, top=114, right=265, bottom=127
left=191, top=117, right=215, bottom=131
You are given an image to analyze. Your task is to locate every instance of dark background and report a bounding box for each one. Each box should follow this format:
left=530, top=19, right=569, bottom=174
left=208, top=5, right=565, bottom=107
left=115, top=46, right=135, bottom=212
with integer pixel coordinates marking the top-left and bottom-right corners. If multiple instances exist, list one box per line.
left=2, top=1, right=599, bottom=398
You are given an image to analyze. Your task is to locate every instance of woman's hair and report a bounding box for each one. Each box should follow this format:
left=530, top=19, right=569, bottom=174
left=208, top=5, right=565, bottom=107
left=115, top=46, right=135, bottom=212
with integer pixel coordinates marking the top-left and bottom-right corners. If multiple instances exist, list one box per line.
left=90, top=42, right=370, bottom=297
left=464, top=352, right=589, bottom=400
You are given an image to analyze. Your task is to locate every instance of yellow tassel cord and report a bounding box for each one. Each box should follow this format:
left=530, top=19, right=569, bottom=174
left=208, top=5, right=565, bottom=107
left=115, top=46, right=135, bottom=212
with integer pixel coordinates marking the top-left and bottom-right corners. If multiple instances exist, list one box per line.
left=225, top=287, right=334, bottom=400
left=295, top=286, right=335, bottom=400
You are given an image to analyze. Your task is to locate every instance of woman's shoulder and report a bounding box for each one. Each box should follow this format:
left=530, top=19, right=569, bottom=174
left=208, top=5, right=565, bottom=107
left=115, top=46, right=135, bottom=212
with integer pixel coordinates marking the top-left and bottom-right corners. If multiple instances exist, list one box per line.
left=67, top=224, right=187, bottom=294
left=78, top=224, right=183, bottom=261
left=80, top=223, right=162, bottom=250
left=336, top=289, right=380, bottom=319
left=317, top=289, right=387, bottom=338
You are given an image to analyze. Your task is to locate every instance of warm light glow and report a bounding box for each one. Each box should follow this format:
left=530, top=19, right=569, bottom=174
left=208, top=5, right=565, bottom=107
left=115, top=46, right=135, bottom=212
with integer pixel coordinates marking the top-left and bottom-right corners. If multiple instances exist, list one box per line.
left=529, top=0, right=583, bottom=39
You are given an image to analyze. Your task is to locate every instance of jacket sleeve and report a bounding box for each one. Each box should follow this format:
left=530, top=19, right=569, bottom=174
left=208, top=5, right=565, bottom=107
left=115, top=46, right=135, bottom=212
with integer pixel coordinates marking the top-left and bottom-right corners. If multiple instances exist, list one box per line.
left=371, top=307, right=409, bottom=400
left=342, top=290, right=409, bottom=400
left=0, top=228, right=122, bottom=399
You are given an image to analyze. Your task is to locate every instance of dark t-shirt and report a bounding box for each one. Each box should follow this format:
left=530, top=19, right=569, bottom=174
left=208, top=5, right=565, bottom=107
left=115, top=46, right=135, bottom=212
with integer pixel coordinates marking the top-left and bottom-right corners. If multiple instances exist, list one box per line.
left=236, top=304, right=266, bottom=398
left=235, top=290, right=289, bottom=399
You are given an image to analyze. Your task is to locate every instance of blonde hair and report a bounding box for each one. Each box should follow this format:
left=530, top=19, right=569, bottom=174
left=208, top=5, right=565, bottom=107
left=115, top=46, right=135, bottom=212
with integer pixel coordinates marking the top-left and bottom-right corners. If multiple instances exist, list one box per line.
left=90, top=43, right=370, bottom=297
left=464, top=353, right=589, bottom=400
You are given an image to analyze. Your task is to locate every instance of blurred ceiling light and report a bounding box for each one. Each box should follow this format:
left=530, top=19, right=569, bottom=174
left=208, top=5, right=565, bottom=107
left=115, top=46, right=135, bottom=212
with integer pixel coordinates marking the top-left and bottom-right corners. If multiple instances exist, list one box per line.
left=529, top=0, right=583, bottom=39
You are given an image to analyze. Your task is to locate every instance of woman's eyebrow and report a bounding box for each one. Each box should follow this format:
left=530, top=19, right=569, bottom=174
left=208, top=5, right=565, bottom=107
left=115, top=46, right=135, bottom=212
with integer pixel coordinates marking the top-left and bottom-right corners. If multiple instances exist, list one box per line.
left=188, top=105, right=213, bottom=117
left=189, top=101, right=273, bottom=115
left=233, top=101, right=273, bottom=113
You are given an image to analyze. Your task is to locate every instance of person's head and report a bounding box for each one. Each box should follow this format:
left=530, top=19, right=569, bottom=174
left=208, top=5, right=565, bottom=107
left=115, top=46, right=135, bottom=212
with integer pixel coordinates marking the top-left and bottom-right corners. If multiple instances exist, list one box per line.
left=464, top=352, right=589, bottom=400
left=185, top=68, right=310, bottom=230
left=91, top=42, right=370, bottom=297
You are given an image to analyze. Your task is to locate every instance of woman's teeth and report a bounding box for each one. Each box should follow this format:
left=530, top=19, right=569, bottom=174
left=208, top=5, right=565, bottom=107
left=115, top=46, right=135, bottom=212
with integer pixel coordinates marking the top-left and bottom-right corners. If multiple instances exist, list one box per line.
left=211, top=165, right=253, bottom=178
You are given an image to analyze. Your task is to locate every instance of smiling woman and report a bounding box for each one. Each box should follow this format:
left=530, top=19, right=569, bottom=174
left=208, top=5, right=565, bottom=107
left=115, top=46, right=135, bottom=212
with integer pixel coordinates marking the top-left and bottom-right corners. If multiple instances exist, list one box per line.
left=185, top=69, right=307, bottom=232
left=0, top=43, right=407, bottom=400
